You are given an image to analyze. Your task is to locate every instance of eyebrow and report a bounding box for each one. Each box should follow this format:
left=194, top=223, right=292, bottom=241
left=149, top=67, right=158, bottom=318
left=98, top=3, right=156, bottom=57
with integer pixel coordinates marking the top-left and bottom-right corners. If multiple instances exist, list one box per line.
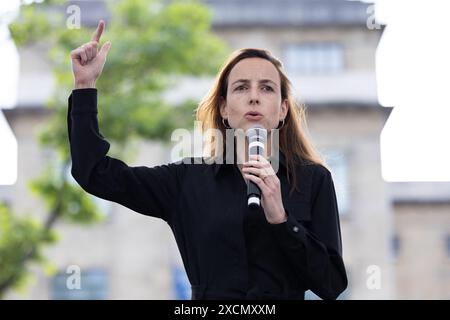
left=231, top=79, right=278, bottom=86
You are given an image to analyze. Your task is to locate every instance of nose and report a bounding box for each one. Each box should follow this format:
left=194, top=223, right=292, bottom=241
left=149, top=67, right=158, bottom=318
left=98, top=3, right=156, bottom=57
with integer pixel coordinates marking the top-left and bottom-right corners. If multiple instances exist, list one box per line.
left=248, top=87, right=260, bottom=105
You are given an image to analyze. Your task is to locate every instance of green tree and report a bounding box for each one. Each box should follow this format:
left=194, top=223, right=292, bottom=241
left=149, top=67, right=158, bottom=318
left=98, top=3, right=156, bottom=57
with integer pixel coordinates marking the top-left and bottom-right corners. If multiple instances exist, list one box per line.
left=0, top=0, right=227, bottom=297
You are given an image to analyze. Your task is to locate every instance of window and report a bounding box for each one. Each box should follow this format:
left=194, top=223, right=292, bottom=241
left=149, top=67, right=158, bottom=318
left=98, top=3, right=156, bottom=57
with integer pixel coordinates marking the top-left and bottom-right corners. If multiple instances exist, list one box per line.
left=171, top=263, right=191, bottom=300
left=51, top=269, right=108, bottom=300
left=324, top=149, right=350, bottom=216
left=391, top=234, right=401, bottom=260
left=446, top=234, right=450, bottom=258
left=283, top=42, right=344, bottom=75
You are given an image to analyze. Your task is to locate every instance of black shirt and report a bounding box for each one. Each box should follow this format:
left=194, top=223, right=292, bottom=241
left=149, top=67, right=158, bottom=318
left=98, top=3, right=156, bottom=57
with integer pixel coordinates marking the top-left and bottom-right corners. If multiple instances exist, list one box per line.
left=67, top=89, right=348, bottom=300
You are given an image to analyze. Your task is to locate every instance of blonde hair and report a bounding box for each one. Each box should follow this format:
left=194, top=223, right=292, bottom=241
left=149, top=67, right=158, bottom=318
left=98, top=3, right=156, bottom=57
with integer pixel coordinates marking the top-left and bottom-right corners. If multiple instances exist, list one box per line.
left=195, top=48, right=327, bottom=195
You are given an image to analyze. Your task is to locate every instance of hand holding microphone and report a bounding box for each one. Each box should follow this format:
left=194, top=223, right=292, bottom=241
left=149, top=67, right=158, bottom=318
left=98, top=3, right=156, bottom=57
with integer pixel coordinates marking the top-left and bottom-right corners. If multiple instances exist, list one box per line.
left=243, top=126, right=287, bottom=224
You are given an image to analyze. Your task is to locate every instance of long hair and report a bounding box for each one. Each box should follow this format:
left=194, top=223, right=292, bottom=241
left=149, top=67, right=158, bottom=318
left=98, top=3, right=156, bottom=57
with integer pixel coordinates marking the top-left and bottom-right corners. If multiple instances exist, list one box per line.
left=195, top=48, right=327, bottom=195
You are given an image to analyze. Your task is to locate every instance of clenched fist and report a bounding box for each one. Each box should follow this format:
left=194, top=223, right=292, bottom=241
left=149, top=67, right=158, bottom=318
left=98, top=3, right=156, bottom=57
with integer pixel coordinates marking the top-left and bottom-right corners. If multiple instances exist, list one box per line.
left=70, top=20, right=111, bottom=89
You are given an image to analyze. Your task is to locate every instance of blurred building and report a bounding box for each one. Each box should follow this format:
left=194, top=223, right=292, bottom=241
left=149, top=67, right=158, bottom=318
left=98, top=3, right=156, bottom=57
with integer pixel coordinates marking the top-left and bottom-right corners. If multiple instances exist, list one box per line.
left=1, top=0, right=449, bottom=299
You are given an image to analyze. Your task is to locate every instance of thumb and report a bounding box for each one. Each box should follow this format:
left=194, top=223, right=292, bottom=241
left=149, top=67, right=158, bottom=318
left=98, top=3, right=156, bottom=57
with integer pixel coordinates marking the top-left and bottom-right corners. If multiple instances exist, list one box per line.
left=98, top=41, right=111, bottom=58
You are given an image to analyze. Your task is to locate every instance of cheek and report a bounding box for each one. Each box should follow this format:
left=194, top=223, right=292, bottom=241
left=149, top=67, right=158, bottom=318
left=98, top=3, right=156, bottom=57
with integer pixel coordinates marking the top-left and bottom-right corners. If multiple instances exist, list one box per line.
left=228, top=94, right=244, bottom=104
left=266, top=106, right=282, bottom=126
left=225, top=97, right=246, bottom=115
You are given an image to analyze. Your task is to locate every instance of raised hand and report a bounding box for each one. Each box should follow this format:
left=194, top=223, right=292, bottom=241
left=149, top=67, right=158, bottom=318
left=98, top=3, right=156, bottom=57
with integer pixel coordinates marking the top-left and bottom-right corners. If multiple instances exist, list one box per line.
left=70, top=20, right=111, bottom=89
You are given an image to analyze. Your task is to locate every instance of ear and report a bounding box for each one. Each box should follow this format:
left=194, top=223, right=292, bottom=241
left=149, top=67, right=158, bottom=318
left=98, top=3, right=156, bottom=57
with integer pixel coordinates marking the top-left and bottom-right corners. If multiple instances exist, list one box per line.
left=219, top=96, right=227, bottom=118
left=280, top=98, right=288, bottom=120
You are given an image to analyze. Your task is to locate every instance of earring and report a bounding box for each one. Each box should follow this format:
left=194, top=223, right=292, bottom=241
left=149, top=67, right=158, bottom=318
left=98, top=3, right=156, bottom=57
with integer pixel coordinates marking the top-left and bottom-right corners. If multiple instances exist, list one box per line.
left=222, top=118, right=232, bottom=129
left=276, top=119, right=285, bottom=129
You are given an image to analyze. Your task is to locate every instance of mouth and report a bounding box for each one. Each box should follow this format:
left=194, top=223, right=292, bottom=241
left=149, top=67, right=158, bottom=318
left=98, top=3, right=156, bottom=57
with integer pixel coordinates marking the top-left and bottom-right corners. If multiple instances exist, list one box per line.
left=245, top=111, right=263, bottom=120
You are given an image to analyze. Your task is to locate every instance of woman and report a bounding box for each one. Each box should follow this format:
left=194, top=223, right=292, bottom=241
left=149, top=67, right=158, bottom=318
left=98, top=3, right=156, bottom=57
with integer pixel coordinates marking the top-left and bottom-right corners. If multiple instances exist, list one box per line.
left=68, top=20, right=348, bottom=300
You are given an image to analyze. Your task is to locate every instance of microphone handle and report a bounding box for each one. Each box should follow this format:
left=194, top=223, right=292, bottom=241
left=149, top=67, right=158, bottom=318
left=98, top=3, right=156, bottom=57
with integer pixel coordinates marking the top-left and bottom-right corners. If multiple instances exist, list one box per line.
left=247, top=143, right=264, bottom=209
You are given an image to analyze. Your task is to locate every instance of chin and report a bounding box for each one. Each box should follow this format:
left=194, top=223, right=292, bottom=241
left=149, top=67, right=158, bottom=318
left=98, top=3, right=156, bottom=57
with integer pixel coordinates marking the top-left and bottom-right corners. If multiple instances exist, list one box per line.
left=247, top=123, right=267, bottom=130
left=236, top=121, right=268, bottom=132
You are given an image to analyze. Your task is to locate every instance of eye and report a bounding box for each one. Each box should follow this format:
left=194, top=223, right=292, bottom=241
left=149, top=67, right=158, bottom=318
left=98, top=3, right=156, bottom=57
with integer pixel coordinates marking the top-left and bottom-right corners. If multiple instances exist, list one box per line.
left=262, top=86, right=273, bottom=92
left=235, top=85, right=247, bottom=91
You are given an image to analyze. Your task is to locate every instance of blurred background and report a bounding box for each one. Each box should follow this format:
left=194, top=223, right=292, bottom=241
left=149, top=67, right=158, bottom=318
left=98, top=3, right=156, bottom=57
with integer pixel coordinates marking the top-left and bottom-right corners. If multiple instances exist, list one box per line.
left=0, top=0, right=449, bottom=300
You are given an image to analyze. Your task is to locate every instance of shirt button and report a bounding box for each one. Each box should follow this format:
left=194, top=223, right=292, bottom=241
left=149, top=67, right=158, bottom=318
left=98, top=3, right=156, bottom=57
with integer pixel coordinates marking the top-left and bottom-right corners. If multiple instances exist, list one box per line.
left=292, top=226, right=299, bottom=233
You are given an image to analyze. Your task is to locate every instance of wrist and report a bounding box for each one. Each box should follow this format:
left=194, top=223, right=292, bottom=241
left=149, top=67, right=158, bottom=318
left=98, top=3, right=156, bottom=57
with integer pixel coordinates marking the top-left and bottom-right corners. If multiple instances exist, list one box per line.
left=74, top=80, right=96, bottom=89
left=268, top=210, right=288, bottom=224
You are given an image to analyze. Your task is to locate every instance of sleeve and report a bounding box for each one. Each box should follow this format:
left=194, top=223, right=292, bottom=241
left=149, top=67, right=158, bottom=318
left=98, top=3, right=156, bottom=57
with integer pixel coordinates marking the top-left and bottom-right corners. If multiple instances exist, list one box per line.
left=67, top=88, right=183, bottom=223
left=269, top=165, right=348, bottom=300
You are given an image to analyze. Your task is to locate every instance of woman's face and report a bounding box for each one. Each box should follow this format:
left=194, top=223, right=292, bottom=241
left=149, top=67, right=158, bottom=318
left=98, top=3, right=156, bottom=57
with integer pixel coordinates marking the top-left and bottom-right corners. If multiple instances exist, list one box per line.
left=220, top=57, right=288, bottom=133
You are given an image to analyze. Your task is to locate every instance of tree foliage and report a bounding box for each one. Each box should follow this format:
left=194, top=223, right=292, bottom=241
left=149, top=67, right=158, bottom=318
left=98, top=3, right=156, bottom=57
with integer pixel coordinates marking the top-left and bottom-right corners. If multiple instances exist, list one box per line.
left=1, top=0, right=227, bottom=297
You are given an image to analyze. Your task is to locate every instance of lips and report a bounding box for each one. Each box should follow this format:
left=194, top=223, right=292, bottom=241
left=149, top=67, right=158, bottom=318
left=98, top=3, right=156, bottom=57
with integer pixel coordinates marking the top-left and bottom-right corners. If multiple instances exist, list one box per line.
left=245, top=111, right=262, bottom=116
left=245, top=111, right=263, bottom=121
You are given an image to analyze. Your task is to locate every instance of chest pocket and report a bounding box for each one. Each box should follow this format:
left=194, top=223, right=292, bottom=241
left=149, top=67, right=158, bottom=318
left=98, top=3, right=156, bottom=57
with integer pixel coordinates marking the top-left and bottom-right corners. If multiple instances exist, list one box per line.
left=284, top=200, right=312, bottom=223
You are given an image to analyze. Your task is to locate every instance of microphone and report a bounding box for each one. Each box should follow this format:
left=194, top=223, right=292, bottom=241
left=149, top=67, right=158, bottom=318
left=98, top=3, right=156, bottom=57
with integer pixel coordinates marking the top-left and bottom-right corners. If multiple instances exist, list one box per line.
left=246, top=125, right=267, bottom=210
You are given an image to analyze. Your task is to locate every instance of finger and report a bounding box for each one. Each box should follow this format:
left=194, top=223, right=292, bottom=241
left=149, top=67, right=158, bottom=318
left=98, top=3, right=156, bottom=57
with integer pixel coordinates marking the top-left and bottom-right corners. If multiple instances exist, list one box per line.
left=242, top=166, right=262, bottom=176
left=243, top=166, right=275, bottom=178
left=70, top=48, right=81, bottom=60
left=243, top=173, right=270, bottom=193
left=244, top=159, right=271, bottom=169
left=71, top=48, right=87, bottom=64
left=98, top=41, right=111, bottom=58
left=79, top=49, right=88, bottom=65
left=250, top=154, right=270, bottom=164
left=248, top=155, right=274, bottom=171
left=83, top=45, right=92, bottom=60
left=243, top=168, right=275, bottom=188
left=92, top=41, right=99, bottom=55
left=91, top=20, right=105, bottom=42
left=70, top=52, right=82, bottom=67
left=85, top=42, right=98, bottom=60
left=89, top=44, right=96, bottom=59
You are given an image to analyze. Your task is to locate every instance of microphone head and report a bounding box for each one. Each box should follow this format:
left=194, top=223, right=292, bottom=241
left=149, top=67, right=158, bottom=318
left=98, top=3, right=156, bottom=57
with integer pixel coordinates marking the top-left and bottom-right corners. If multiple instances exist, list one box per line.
left=246, top=125, right=267, bottom=158
left=246, top=125, right=267, bottom=143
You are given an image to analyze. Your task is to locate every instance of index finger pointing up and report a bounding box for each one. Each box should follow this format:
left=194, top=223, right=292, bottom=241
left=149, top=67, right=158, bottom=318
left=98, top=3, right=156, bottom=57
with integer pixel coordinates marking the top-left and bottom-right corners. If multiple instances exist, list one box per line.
left=91, top=20, right=105, bottom=42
